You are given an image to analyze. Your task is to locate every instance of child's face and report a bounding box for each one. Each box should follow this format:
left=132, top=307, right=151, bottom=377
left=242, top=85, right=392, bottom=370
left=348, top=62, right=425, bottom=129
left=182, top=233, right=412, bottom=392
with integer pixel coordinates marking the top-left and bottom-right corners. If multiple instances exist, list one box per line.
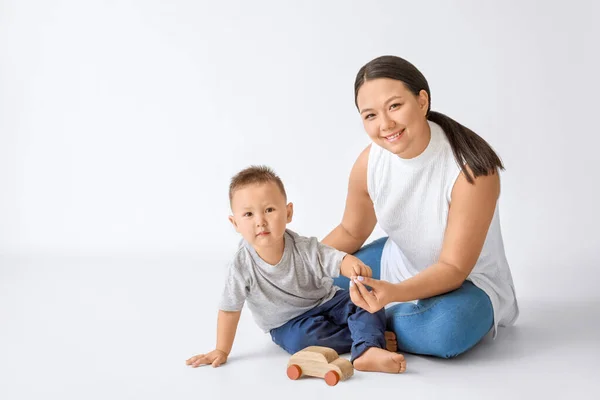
left=228, top=181, right=293, bottom=251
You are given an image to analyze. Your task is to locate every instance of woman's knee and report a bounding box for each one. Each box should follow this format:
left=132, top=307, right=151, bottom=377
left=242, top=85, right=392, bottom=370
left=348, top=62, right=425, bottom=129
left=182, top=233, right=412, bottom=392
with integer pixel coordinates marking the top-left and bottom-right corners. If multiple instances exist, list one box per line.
left=387, top=289, right=494, bottom=358
left=392, top=319, right=491, bottom=359
left=422, top=324, right=489, bottom=359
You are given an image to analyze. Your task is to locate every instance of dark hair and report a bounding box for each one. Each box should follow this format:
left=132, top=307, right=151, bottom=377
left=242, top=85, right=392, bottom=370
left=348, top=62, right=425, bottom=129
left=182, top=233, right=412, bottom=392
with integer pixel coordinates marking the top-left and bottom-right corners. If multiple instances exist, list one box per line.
left=354, top=55, right=503, bottom=183
left=229, top=165, right=287, bottom=202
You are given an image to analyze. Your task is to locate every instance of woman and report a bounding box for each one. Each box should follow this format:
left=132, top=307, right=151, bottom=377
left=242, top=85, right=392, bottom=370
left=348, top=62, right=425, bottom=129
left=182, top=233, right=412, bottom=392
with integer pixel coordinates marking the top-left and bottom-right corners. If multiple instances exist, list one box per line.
left=324, top=55, right=519, bottom=359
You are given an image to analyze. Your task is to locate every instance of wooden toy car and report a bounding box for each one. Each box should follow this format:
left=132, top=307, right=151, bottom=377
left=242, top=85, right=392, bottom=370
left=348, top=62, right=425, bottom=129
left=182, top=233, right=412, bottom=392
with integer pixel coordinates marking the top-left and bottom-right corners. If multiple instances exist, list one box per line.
left=286, top=346, right=354, bottom=386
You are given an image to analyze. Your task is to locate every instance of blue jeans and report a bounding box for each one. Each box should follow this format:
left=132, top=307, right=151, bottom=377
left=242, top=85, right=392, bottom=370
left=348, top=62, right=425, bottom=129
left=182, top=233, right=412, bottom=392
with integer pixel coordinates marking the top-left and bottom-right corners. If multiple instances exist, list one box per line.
left=270, top=290, right=386, bottom=362
left=333, top=237, right=494, bottom=359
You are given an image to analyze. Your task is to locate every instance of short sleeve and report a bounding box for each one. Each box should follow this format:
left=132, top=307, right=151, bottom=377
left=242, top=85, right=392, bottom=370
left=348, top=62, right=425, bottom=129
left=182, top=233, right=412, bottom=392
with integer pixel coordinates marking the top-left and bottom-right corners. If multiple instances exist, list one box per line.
left=315, top=240, right=347, bottom=278
left=218, top=260, right=250, bottom=312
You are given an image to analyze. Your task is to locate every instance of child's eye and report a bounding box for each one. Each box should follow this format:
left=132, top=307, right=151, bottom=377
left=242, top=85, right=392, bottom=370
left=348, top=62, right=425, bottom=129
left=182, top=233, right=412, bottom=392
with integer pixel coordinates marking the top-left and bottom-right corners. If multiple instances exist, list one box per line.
left=265, top=207, right=275, bottom=213
left=244, top=212, right=252, bottom=217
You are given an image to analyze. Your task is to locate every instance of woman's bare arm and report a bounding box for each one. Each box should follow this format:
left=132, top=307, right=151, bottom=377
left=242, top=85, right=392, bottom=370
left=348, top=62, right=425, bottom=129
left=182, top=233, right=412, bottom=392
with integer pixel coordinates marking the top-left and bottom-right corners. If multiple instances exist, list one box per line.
left=394, top=167, right=500, bottom=299
left=349, top=167, right=500, bottom=311
left=322, top=145, right=377, bottom=254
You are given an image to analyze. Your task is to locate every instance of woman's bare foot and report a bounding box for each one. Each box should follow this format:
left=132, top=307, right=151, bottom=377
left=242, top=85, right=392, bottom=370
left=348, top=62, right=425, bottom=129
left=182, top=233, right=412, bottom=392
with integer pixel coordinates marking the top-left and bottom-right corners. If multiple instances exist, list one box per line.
left=353, top=347, right=407, bottom=373
left=385, top=331, right=397, bottom=352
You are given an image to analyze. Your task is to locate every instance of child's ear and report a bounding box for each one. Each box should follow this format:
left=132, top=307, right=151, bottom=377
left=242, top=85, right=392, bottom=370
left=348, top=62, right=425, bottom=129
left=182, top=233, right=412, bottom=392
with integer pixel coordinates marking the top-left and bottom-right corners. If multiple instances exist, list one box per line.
left=286, top=202, right=294, bottom=223
left=228, top=215, right=239, bottom=232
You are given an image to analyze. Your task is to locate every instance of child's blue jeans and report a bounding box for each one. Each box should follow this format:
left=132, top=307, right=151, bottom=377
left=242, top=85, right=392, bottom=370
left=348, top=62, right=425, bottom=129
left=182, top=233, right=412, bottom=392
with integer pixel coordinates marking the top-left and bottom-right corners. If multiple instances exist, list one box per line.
left=333, top=237, right=494, bottom=359
left=269, top=290, right=386, bottom=362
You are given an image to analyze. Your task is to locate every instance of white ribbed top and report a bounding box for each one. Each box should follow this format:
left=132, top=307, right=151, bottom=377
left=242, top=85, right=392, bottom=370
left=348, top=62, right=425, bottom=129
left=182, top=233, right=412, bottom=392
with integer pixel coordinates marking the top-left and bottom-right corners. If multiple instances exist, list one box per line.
left=367, top=120, right=519, bottom=336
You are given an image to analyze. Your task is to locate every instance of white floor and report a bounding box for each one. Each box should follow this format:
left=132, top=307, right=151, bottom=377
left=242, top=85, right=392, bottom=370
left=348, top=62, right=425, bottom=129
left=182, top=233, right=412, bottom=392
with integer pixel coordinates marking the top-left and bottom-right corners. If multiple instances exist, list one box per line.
left=1, top=255, right=599, bottom=400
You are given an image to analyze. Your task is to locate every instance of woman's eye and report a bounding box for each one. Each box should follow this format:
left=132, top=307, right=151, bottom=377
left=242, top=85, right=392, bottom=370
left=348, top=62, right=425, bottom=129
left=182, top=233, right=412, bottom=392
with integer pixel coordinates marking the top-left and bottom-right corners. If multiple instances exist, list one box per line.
left=390, top=103, right=402, bottom=110
left=364, top=113, right=375, bottom=120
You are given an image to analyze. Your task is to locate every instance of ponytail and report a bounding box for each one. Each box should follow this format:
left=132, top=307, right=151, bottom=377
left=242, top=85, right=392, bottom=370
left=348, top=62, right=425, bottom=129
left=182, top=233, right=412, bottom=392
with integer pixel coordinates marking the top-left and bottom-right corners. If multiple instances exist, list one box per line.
left=428, top=111, right=503, bottom=184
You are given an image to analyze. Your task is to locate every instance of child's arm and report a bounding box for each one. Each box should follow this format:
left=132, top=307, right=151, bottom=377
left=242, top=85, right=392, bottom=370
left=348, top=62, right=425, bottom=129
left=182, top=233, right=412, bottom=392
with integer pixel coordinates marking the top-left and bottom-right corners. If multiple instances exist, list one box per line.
left=340, top=254, right=373, bottom=279
left=186, top=309, right=242, bottom=368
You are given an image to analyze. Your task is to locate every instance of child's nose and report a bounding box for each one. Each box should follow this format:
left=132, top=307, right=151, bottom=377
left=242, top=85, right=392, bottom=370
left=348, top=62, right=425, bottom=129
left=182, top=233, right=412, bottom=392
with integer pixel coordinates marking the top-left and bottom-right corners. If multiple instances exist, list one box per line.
left=255, top=217, right=266, bottom=227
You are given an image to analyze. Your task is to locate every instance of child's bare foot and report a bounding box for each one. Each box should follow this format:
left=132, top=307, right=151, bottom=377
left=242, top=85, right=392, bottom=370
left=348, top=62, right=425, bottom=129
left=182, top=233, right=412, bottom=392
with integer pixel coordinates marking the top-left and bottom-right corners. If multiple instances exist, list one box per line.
left=385, top=331, right=397, bottom=352
left=353, top=347, right=406, bottom=374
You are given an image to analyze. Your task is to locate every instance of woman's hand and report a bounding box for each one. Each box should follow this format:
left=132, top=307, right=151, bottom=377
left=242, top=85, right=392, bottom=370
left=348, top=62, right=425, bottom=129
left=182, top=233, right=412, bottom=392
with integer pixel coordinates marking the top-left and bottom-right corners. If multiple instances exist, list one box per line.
left=349, top=276, right=395, bottom=313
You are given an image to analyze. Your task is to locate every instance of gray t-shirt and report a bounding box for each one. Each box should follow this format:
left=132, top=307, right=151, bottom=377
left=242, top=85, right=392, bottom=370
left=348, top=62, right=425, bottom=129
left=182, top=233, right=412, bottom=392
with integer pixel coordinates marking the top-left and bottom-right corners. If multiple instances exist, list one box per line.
left=219, top=229, right=347, bottom=332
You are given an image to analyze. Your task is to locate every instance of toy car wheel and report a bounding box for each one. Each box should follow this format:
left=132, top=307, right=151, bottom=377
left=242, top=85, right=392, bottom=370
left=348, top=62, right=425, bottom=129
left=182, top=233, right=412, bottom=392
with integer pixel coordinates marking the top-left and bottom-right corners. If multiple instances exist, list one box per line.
left=324, top=370, right=339, bottom=386
left=287, top=364, right=302, bottom=380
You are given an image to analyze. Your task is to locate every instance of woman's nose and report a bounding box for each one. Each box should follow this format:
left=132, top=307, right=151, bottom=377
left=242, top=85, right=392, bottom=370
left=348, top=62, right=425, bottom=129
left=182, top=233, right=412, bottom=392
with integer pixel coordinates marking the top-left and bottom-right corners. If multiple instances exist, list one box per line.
left=380, top=114, right=396, bottom=131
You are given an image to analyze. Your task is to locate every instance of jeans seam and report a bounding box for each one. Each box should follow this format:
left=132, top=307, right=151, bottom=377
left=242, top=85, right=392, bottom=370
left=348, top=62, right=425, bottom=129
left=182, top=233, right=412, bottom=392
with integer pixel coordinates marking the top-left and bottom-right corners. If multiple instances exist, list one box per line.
left=390, top=297, right=442, bottom=318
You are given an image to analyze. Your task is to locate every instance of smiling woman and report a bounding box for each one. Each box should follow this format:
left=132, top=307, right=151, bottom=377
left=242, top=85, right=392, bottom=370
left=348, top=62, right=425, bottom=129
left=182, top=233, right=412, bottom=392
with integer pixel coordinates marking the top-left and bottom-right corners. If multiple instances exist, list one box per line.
left=354, top=56, right=505, bottom=183
left=323, top=55, right=519, bottom=359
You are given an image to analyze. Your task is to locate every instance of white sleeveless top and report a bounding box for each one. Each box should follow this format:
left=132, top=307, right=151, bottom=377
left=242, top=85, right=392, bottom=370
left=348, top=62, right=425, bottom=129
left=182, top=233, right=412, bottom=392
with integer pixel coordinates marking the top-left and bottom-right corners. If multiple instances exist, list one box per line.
left=367, top=120, right=519, bottom=337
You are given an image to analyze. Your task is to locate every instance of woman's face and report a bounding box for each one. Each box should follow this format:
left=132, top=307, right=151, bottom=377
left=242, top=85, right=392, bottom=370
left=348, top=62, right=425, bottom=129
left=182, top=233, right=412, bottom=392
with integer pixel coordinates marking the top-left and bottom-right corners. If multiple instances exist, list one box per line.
left=356, top=78, right=430, bottom=159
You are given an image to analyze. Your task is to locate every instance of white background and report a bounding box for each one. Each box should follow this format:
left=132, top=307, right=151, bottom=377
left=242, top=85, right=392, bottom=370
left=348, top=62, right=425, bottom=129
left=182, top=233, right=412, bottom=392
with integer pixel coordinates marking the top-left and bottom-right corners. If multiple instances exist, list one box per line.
left=1, top=1, right=599, bottom=399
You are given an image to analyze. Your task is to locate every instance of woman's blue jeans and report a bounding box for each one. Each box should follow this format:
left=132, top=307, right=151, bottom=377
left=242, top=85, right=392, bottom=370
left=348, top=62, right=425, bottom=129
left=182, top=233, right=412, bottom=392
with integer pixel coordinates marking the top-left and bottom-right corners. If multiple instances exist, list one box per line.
left=333, top=237, right=494, bottom=359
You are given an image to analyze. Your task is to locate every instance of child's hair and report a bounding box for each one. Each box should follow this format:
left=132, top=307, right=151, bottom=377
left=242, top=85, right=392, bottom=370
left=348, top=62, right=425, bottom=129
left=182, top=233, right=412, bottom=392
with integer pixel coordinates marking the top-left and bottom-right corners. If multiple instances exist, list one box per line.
left=229, top=165, right=287, bottom=203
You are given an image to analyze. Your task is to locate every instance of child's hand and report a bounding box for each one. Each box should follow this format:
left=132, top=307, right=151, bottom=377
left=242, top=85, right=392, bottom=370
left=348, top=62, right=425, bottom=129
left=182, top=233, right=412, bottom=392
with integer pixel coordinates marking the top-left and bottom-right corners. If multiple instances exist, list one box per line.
left=186, top=349, right=228, bottom=368
left=340, top=255, right=373, bottom=279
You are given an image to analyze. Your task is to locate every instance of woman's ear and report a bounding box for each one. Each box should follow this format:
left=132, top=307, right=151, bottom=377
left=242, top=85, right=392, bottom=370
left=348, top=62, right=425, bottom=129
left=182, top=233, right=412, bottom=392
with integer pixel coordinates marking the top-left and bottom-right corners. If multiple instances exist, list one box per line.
left=418, top=89, right=430, bottom=115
